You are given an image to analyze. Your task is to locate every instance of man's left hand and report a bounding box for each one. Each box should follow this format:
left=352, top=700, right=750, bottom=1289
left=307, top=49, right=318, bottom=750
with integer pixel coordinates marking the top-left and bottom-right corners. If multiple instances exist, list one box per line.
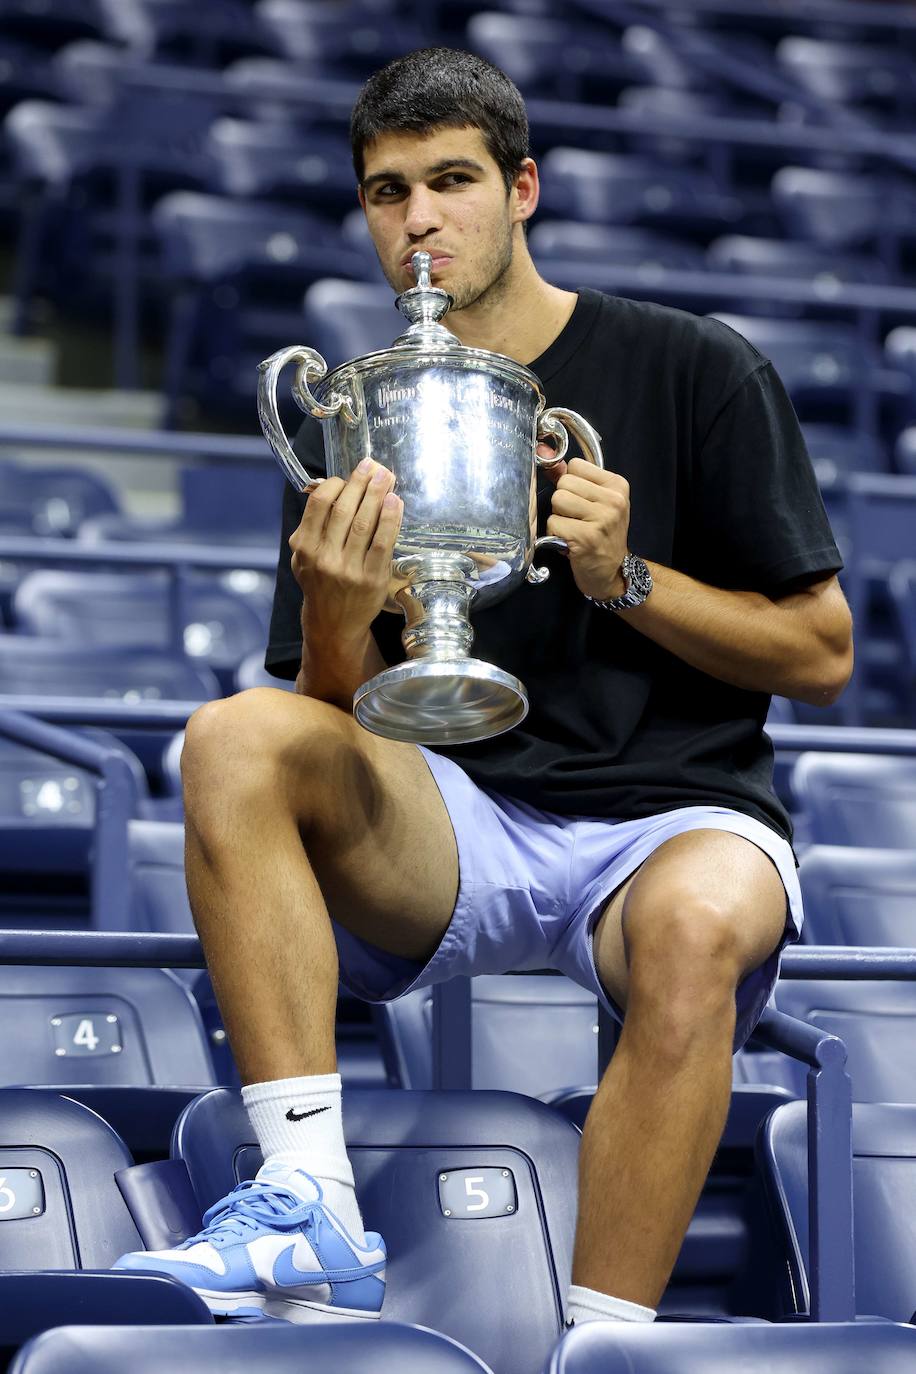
left=541, top=452, right=631, bottom=601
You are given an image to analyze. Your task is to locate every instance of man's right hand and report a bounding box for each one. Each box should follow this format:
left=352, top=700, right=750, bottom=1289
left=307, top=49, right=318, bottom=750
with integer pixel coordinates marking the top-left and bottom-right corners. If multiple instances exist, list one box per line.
left=289, top=458, right=403, bottom=642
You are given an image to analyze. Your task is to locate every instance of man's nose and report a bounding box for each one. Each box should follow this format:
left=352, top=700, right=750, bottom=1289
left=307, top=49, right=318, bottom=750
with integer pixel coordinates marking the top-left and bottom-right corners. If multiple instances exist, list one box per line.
left=403, top=185, right=443, bottom=238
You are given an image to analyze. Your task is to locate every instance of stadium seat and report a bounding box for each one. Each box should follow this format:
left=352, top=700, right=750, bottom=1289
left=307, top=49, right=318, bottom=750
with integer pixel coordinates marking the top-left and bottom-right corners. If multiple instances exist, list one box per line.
left=466, top=13, right=647, bottom=103
left=173, top=1086, right=579, bottom=1374
left=538, top=149, right=744, bottom=237
left=546, top=1319, right=916, bottom=1373
left=208, top=119, right=356, bottom=214
left=0, top=965, right=215, bottom=1088
left=889, top=560, right=916, bottom=687
left=8, top=1320, right=494, bottom=1374
left=376, top=974, right=599, bottom=1097
left=235, top=649, right=296, bottom=691
left=800, top=424, right=888, bottom=482
left=12, top=570, right=270, bottom=688
left=761, top=1099, right=916, bottom=1320
left=0, top=463, right=121, bottom=537
left=302, top=278, right=401, bottom=369
left=771, top=167, right=916, bottom=270
left=792, top=754, right=916, bottom=848
left=706, top=235, right=890, bottom=287
left=256, top=0, right=431, bottom=79
left=771, top=979, right=916, bottom=1103
left=896, top=428, right=916, bottom=476
left=0, top=638, right=221, bottom=705
left=798, top=845, right=916, bottom=945
left=776, top=37, right=916, bottom=122
left=111, top=0, right=275, bottom=67
left=529, top=222, right=707, bottom=272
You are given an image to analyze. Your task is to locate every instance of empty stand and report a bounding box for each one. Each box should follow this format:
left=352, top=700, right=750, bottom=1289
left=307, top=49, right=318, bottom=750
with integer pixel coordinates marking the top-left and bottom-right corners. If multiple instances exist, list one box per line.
left=799, top=845, right=916, bottom=945
left=792, top=754, right=916, bottom=847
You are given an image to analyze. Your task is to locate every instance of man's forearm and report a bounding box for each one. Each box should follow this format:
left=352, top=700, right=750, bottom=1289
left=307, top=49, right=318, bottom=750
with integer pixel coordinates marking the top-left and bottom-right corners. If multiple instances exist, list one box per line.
left=619, top=560, right=852, bottom=705
left=296, top=622, right=387, bottom=709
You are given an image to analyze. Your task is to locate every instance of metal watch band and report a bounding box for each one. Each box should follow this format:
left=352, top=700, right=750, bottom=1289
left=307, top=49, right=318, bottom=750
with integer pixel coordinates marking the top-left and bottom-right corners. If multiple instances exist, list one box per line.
left=586, top=553, right=653, bottom=612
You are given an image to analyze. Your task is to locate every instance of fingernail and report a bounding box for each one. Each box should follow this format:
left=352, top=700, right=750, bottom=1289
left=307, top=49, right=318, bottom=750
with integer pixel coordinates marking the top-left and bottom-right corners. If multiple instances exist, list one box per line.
left=383, top=492, right=399, bottom=507
left=357, top=458, right=374, bottom=473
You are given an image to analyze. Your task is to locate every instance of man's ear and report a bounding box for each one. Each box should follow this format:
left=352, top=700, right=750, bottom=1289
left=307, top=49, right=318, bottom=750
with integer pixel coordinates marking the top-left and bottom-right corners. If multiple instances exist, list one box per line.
left=512, top=157, right=540, bottom=226
left=357, top=185, right=367, bottom=212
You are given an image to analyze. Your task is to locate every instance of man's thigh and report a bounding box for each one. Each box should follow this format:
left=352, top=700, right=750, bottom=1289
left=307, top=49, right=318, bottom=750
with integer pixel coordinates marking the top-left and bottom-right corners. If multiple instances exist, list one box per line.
left=592, top=828, right=789, bottom=1010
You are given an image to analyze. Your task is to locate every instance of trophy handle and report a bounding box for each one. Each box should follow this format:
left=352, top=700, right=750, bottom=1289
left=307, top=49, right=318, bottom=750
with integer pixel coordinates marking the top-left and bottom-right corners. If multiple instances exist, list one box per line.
left=527, top=406, right=605, bottom=585
left=257, top=344, right=359, bottom=494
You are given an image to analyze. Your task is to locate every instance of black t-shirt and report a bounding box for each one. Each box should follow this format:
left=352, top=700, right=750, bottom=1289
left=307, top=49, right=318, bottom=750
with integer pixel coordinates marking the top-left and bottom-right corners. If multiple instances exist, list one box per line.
left=266, top=288, right=843, bottom=843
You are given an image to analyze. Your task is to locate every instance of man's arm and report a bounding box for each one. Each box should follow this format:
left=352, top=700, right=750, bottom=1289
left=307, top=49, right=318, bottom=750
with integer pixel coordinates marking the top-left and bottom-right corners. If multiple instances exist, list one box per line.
left=546, top=456, right=853, bottom=707
left=296, top=619, right=387, bottom=707
left=617, top=565, right=853, bottom=706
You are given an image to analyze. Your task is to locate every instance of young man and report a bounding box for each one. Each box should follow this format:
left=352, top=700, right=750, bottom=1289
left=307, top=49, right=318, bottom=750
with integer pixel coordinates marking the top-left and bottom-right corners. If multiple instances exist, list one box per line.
left=115, top=49, right=853, bottom=1328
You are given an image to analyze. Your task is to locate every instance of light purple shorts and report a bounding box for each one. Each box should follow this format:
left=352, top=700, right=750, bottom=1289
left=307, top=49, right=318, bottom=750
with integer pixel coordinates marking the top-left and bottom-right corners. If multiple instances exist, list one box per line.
left=333, top=745, right=803, bottom=1052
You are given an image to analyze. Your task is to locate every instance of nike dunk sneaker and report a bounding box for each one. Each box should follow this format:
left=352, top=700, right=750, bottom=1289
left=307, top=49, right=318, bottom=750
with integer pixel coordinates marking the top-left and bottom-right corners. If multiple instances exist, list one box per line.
left=112, top=1162, right=386, bottom=1323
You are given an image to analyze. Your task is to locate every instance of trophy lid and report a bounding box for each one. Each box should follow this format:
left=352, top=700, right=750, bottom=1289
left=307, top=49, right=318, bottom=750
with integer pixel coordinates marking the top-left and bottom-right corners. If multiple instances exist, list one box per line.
left=392, top=251, right=458, bottom=347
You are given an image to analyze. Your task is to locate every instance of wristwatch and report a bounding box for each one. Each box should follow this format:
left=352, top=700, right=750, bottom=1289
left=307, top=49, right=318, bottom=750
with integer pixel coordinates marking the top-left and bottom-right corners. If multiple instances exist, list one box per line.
left=586, top=553, right=653, bottom=612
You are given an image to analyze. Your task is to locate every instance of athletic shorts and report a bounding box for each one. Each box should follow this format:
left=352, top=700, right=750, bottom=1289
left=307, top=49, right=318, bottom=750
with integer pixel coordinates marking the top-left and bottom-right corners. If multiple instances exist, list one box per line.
left=333, top=745, right=803, bottom=1053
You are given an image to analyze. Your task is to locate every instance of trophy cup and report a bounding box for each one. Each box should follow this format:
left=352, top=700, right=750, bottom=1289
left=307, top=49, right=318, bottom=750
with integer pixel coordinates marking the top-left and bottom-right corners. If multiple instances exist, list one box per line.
left=258, top=250, right=604, bottom=745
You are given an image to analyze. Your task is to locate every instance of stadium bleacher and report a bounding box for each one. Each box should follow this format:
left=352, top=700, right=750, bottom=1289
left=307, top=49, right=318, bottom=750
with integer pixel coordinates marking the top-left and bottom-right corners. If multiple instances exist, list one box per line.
left=0, top=0, right=915, bottom=1369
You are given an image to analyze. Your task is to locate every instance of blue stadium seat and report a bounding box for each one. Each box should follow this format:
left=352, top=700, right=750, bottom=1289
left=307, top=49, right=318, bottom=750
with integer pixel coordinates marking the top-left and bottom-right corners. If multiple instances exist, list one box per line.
left=772, top=979, right=916, bottom=1103
left=111, top=0, right=275, bottom=68
left=235, top=649, right=296, bottom=691
left=173, top=1086, right=579, bottom=1374
left=706, top=235, right=890, bottom=287
left=256, top=0, right=430, bottom=79
left=529, top=222, right=707, bottom=272
left=896, top=428, right=916, bottom=476
left=798, top=845, right=916, bottom=945
left=0, top=0, right=113, bottom=51
left=771, top=167, right=916, bottom=270
left=0, top=1087, right=144, bottom=1268
left=0, top=639, right=221, bottom=704
left=800, top=424, right=888, bottom=482
left=539, top=149, right=744, bottom=236
left=0, top=464, right=121, bottom=538
left=303, top=279, right=400, bottom=369
left=761, top=1099, right=916, bottom=1320
left=885, top=326, right=916, bottom=406
left=12, top=570, right=270, bottom=687
left=776, top=37, right=916, bottom=122
left=0, top=965, right=216, bottom=1088
left=792, top=754, right=916, bottom=848
left=546, top=1320, right=916, bottom=1373
left=209, top=118, right=356, bottom=214
left=9, top=1320, right=493, bottom=1374
left=376, top=974, right=598, bottom=1098
left=466, top=13, right=647, bottom=102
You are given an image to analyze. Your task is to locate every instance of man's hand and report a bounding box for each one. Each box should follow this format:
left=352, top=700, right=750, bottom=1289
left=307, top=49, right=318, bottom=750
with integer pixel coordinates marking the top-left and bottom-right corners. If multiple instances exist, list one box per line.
left=290, top=457, right=403, bottom=644
left=542, top=452, right=631, bottom=601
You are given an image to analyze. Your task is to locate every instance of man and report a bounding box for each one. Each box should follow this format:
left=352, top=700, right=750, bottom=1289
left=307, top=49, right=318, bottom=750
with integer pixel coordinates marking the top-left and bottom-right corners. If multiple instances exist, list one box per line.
left=115, top=48, right=853, bottom=1328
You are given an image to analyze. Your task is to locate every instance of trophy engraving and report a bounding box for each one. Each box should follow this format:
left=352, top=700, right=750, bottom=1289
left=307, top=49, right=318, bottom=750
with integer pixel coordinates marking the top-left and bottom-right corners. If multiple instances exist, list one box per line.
left=257, top=250, right=604, bottom=745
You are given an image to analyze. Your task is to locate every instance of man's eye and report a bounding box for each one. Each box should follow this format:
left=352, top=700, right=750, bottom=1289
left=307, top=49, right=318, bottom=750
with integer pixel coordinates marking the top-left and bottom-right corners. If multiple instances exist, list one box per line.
left=375, top=184, right=405, bottom=199
left=439, top=173, right=471, bottom=187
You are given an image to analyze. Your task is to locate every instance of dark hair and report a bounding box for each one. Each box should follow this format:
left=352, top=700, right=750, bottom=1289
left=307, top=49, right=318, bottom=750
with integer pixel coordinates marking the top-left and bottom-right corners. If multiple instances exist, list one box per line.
left=351, top=47, right=529, bottom=193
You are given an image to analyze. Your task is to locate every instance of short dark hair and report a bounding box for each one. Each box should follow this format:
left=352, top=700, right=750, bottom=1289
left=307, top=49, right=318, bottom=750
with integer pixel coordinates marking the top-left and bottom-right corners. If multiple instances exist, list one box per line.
left=351, top=47, right=529, bottom=193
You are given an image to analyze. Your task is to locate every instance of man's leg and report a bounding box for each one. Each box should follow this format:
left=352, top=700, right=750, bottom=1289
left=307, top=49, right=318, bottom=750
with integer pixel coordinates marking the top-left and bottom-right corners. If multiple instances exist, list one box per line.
left=571, top=828, right=788, bottom=1311
left=180, top=685, right=461, bottom=1087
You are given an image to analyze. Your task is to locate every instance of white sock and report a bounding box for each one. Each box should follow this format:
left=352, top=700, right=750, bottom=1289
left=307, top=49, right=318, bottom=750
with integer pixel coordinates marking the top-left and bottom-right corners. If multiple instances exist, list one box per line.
left=565, top=1284, right=656, bottom=1325
left=241, top=1072, right=366, bottom=1245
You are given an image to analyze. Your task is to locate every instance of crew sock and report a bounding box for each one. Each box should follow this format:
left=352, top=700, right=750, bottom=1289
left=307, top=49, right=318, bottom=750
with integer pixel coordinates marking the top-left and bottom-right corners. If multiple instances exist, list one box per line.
left=241, top=1072, right=366, bottom=1246
left=565, top=1284, right=657, bottom=1325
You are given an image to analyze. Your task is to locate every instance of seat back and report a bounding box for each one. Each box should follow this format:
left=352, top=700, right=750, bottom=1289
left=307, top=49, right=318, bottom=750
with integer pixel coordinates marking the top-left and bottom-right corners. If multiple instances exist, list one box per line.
left=546, top=1319, right=916, bottom=1373
left=302, top=278, right=398, bottom=368
left=0, top=639, right=220, bottom=703
left=761, top=1099, right=916, bottom=1321
left=0, top=1088, right=142, bottom=1268
left=377, top=974, right=598, bottom=1097
left=174, top=1087, right=579, bottom=1374
left=8, top=1320, right=494, bottom=1374
left=0, top=965, right=215, bottom=1088
left=792, top=754, right=916, bottom=848
left=798, top=845, right=916, bottom=945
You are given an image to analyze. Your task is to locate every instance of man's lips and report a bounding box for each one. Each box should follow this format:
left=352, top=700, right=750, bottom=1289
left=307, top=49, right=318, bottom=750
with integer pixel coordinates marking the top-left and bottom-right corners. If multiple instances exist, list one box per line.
left=402, top=253, right=453, bottom=272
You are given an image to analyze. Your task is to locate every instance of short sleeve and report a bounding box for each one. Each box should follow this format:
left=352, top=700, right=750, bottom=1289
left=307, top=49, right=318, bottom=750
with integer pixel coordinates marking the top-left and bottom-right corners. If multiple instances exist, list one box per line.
left=686, top=360, right=843, bottom=594
left=264, top=417, right=326, bottom=680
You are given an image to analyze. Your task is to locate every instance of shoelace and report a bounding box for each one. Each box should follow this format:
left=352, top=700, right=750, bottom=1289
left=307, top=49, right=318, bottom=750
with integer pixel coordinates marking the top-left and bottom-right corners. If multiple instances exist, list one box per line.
left=179, top=1180, right=325, bottom=1250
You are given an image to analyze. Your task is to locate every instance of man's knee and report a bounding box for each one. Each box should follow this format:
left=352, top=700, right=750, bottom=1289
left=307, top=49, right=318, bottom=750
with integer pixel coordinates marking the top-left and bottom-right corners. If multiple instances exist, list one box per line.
left=181, top=688, right=350, bottom=816
left=623, top=897, right=747, bottom=1052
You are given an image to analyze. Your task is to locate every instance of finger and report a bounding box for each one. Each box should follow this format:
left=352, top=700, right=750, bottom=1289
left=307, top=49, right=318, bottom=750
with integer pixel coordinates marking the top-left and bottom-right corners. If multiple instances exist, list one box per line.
left=564, top=458, right=626, bottom=489
left=343, top=464, right=397, bottom=559
left=538, top=457, right=567, bottom=487
left=555, top=472, right=627, bottom=506
left=323, top=459, right=392, bottom=551
left=363, top=492, right=403, bottom=575
left=293, top=477, right=347, bottom=547
left=545, top=512, right=585, bottom=545
left=550, top=487, right=600, bottom=521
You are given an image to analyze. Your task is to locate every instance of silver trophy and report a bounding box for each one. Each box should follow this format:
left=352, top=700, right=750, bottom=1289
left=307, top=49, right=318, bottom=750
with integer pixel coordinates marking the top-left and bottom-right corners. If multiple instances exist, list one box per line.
left=258, top=249, right=604, bottom=745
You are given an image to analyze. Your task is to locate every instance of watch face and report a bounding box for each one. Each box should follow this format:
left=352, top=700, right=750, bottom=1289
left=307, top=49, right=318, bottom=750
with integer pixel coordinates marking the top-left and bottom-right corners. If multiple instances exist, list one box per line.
left=629, top=557, right=653, bottom=597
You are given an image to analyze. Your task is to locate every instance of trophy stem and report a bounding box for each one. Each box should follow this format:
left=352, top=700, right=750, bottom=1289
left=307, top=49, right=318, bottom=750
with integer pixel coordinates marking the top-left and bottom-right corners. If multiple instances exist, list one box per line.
left=353, top=556, right=529, bottom=744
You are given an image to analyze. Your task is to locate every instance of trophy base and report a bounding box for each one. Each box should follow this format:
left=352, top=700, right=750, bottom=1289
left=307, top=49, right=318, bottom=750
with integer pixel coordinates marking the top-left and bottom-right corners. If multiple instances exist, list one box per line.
left=353, top=659, right=529, bottom=745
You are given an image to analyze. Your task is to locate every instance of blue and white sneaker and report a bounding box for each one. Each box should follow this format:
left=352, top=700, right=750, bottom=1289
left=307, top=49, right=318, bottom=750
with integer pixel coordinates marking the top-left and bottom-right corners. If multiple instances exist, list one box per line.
left=112, top=1162, right=386, bottom=1323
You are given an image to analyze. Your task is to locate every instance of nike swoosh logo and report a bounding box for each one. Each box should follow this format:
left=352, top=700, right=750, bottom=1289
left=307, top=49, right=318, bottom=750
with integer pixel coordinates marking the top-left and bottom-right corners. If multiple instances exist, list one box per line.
left=285, top=1105, right=332, bottom=1123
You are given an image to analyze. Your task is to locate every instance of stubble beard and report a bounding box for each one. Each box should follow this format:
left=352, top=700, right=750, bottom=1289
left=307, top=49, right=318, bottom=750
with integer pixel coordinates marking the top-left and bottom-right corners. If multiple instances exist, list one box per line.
left=380, top=217, right=516, bottom=315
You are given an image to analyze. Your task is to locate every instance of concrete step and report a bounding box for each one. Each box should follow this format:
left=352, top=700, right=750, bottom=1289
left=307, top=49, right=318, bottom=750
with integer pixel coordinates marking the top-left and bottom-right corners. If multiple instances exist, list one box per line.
left=0, top=336, right=56, bottom=387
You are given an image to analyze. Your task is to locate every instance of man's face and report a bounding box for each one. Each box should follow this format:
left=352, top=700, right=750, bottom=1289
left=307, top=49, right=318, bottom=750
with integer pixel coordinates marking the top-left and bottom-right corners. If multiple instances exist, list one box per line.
left=358, top=126, right=521, bottom=312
